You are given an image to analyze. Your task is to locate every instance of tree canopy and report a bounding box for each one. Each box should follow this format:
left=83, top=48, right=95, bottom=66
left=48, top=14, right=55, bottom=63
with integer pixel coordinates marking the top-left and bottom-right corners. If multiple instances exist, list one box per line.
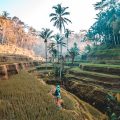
left=86, top=0, right=120, bottom=47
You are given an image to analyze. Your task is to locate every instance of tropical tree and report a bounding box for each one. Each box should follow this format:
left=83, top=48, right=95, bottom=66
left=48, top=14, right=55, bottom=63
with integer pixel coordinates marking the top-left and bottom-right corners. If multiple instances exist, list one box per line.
left=69, top=42, right=79, bottom=64
left=48, top=42, right=57, bottom=63
left=49, top=4, right=72, bottom=33
left=53, top=34, right=66, bottom=62
left=65, top=53, right=70, bottom=62
left=49, top=4, right=72, bottom=80
left=84, top=45, right=91, bottom=53
left=53, top=34, right=61, bottom=62
left=86, top=0, right=120, bottom=48
left=1, top=11, right=10, bottom=19
left=65, top=28, right=72, bottom=51
left=39, top=28, right=53, bottom=70
left=57, top=35, right=66, bottom=55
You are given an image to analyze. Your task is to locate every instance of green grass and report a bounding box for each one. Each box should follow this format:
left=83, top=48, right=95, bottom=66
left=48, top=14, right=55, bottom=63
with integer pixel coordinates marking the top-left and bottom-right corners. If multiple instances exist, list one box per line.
left=80, top=63, right=120, bottom=69
left=87, top=48, right=120, bottom=63
left=90, top=48, right=120, bottom=56
left=70, top=67, right=120, bottom=79
left=79, top=63, right=120, bottom=76
left=65, top=73, right=111, bottom=85
left=65, top=73, right=108, bottom=90
left=40, top=63, right=53, bottom=67
left=0, top=71, right=107, bottom=120
left=90, top=60, right=120, bottom=65
left=36, top=66, right=53, bottom=70
left=0, top=71, right=74, bottom=120
left=65, top=73, right=120, bottom=94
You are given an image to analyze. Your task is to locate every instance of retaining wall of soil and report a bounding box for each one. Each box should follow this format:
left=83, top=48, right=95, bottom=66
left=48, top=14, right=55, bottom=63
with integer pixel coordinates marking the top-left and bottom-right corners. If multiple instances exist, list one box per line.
left=0, top=55, right=33, bottom=63
left=0, top=61, right=40, bottom=80
left=64, top=80, right=120, bottom=117
left=79, top=64, right=120, bottom=76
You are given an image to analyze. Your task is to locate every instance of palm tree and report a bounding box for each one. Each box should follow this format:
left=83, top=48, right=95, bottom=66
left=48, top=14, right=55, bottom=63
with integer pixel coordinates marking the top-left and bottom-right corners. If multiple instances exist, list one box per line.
left=59, top=35, right=66, bottom=54
left=48, top=42, right=56, bottom=54
left=65, top=53, right=70, bottom=62
left=39, top=28, right=53, bottom=70
left=65, top=29, right=72, bottom=51
left=69, top=42, right=79, bottom=64
left=53, top=34, right=60, bottom=62
left=49, top=4, right=72, bottom=33
left=2, top=11, right=9, bottom=19
left=53, top=34, right=65, bottom=62
left=48, top=42, right=57, bottom=63
left=50, top=4, right=71, bottom=80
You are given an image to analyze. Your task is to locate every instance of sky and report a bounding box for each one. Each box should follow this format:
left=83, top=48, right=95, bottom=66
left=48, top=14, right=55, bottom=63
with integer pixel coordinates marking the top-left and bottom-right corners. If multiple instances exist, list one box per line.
left=0, top=0, right=99, bottom=33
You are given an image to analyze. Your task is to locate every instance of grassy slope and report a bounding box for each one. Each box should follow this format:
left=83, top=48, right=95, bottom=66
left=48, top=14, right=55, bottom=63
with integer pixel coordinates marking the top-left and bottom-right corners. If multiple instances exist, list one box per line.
left=89, top=48, right=120, bottom=57
left=80, top=63, right=120, bottom=69
left=0, top=71, right=107, bottom=120
left=70, top=67, right=120, bottom=79
left=65, top=73, right=115, bottom=86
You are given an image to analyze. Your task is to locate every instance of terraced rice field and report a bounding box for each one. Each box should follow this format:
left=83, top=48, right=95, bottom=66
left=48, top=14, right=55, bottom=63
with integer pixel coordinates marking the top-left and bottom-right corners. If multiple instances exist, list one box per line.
left=0, top=71, right=107, bottom=120
left=68, top=66, right=120, bottom=90
left=64, top=63, right=120, bottom=116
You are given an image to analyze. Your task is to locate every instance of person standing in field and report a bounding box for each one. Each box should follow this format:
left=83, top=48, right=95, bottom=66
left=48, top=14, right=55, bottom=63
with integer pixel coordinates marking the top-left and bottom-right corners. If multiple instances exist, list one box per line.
left=50, top=84, right=63, bottom=109
left=54, top=84, right=63, bottom=109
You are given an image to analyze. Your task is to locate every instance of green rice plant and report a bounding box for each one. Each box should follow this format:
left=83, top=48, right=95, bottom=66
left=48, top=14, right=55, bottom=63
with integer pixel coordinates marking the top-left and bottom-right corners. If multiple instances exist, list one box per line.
left=0, top=71, right=107, bottom=120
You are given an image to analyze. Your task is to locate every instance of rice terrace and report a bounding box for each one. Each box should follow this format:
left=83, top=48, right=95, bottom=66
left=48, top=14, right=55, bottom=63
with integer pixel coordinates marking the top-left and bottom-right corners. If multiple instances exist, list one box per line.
left=0, top=0, right=120, bottom=120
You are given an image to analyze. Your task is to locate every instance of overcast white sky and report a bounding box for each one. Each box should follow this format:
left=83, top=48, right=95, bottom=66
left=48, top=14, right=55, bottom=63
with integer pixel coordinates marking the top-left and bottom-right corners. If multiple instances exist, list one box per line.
left=0, top=0, right=99, bottom=33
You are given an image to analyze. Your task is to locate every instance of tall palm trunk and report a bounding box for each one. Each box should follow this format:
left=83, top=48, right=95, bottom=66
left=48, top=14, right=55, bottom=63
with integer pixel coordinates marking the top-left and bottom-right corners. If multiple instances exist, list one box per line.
left=67, top=38, right=69, bottom=62
left=117, top=35, right=120, bottom=45
left=45, top=41, right=47, bottom=70
left=113, top=35, right=117, bottom=46
left=57, top=44, right=59, bottom=63
left=60, top=30, right=62, bottom=81
left=60, top=42, right=62, bottom=80
left=116, top=35, right=119, bottom=45
left=67, top=38, right=68, bottom=51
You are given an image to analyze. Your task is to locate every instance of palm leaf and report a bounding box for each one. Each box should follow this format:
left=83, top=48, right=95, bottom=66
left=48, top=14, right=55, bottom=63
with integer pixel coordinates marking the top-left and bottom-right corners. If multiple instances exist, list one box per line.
left=50, top=4, right=72, bottom=32
left=62, top=12, right=70, bottom=16
left=64, top=18, right=72, bottom=23
left=50, top=17, right=58, bottom=22
left=63, top=19, right=68, bottom=25
left=62, top=7, right=69, bottom=13
left=49, top=13, right=57, bottom=17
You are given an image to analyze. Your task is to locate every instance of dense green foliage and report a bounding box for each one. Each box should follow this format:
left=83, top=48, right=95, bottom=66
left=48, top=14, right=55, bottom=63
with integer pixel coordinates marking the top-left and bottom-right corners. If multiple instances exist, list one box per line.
left=82, top=0, right=120, bottom=61
left=68, top=43, right=79, bottom=64
left=86, top=0, right=120, bottom=47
